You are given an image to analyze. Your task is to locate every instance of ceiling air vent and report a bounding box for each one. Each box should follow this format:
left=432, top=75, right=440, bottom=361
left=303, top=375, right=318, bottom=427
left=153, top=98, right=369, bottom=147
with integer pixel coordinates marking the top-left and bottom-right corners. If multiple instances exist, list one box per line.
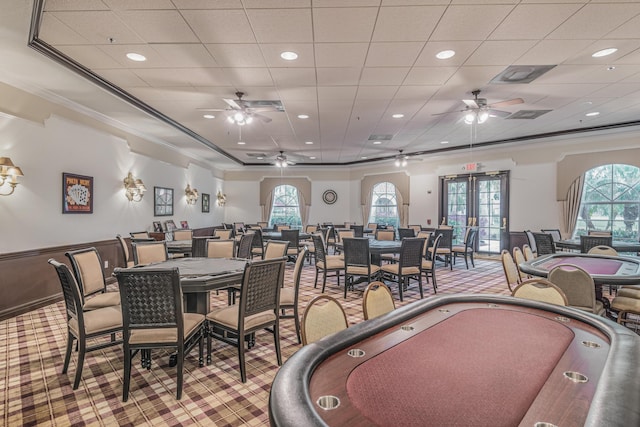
left=245, top=153, right=268, bottom=158
left=490, top=65, right=556, bottom=84
left=242, top=100, right=284, bottom=112
left=506, top=110, right=552, bottom=120
left=368, top=134, right=393, bottom=141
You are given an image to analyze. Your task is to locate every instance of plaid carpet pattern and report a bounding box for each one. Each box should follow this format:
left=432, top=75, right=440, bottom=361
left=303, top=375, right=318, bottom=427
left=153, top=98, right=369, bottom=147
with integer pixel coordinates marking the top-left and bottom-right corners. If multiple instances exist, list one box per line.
left=2, top=259, right=511, bottom=426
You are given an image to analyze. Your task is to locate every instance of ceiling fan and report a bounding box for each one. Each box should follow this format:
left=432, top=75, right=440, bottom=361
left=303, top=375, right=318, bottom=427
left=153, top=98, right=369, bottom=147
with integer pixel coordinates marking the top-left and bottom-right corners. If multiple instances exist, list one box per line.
left=434, top=89, right=524, bottom=123
left=274, top=151, right=295, bottom=167
left=198, top=91, right=280, bottom=124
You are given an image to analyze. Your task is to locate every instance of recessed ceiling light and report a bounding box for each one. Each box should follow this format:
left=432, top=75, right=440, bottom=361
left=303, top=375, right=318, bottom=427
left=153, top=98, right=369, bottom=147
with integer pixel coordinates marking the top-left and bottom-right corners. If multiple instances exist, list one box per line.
left=373, top=141, right=382, bottom=145
left=237, top=141, right=246, bottom=145
left=256, top=156, right=264, bottom=160
left=203, top=114, right=215, bottom=119
left=607, top=66, right=616, bottom=71
left=392, top=113, right=404, bottom=119
left=305, top=141, right=314, bottom=145
left=441, top=141, right=449, bottom=144
left=309, top=156, right=316, bottom=160
left=592, top=48, right=617, bottom=58
left=281, top=51, right=298, bottom=60
left=436, top=50, right=455, bottom=60
left=361, top=156, right=368, bottom=159
left=126, top=52, right=146, bottom=62
left=585, top=112, right=600, bottom=117
left=297, top=114, right=309, bottom=119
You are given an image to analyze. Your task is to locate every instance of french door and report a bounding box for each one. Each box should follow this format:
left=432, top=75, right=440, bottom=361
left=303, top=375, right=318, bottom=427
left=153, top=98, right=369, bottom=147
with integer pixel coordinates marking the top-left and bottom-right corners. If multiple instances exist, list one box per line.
left=439, top=171, right=510, bottom=254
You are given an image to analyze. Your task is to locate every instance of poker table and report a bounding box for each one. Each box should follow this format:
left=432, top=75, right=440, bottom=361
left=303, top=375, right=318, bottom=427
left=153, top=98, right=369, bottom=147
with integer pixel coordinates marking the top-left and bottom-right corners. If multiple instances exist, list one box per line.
left=518, top=253, right=640, bottom=287
left=269, top=294, right=640, bottom=427
left=555, top=239, right=640, bottom=253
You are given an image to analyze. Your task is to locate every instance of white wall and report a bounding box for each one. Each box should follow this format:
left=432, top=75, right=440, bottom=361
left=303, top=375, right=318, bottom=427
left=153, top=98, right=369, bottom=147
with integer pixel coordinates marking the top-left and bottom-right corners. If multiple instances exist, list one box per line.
left=0, top=114, right=224, bottom=253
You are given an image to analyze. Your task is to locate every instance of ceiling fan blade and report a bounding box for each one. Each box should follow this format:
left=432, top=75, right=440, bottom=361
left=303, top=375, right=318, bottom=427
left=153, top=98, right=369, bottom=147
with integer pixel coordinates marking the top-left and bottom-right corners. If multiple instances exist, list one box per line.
left=252, top=112, right=272, bottom=123
left=196, top=108, right=226, bottom=112
left=488, top=98, right=524, bottom=108
left=432, top=108, right=467, bottom=116
left=223, top=98, right=242, bottom=110
left=488, top=109, right=512, bottom=118
left=462, top=99, right=480, bottom=109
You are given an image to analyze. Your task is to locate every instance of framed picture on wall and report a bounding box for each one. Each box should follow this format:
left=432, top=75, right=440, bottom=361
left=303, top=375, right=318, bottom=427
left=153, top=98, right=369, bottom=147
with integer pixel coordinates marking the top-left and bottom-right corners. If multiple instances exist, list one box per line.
left=152, top=221, right=163, bottom=232
left=62, top=172, right=93, bottom=214
left=154, top=186, right=173, bottom=216
left=165, top=220, right=177, bottom=231
left=201, top=193, right=210, bottom=213
left=180, top=220, right=189, bottom=229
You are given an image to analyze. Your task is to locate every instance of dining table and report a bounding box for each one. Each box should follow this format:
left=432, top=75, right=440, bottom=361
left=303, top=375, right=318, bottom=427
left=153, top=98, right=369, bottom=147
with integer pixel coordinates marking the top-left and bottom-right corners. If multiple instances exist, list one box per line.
left=262, top=231, right=312, bottom=240
left=555, top=238, right=640, bottom=254
left=335, top=239, right=403, bottom=265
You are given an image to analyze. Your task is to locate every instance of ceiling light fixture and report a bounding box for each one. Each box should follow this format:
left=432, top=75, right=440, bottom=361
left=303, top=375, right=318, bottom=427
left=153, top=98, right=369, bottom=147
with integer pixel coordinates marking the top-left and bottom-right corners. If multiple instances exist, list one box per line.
left=203, top=114, right=215, bottom=119
left=126, top=52, right=146, bottom=62
left=280, top=51, right=298, bottom=60
left=436, top=50, right=456, bottom=59
left=392, top=114, right=404, bottom=119
left=394, top=150, right=408, bottom=167
left=275, top=151, right=288, bottom=168
left=373, top=141, right=382, bottom=145
left=297, top=114, right=309, bottom=119
left=309, top=156, right=316, bottom=160
left=237, top=141, right=246, bottom=145
left=0, top=157, right=24, bottom=196
left=464, top=110, right=489, bottom=125
left=592, top=48, right=617, bottom=58
left=227, top=111, right=253, bottom=126
left=585, top=112, right=600, bottom=117
left=305, top=141, right=313, bottom=145
left=441, top=141, right=449, bottom=144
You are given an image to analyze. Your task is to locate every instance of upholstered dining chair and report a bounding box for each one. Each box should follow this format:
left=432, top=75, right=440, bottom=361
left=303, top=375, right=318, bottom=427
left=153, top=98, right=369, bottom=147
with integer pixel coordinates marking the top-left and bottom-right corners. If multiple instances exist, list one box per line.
left=311, top=233, right=344, bottom=293
left=587, top=245, right=618, bottom=256
left=172, top=229, right=192, bottom=241
left=452, top=227, right=477, bottom=269
left=428, top=228, right=453, bottom=270
left=381, top=237, right=425, bottom=302
left=335, top=229, right=354, bottom=255
left=512, top=246, right=530, bottom=280
left=130, top=231, right=150, bottom=239
left=190, top=236, right=211, bottom=258
left=262, top=240, right=288, bottom=260
left=362, top=281, right=395, bottom=320
left=511, top=278, right=568, bottom=306
left=580, top=235, right=613, bottom=254
left=420, top=234, right=442, bottom=294
left=257, top=221, right=269, bottom=229
left=131, top=241, right=168, bottom=265
left=350, top=224, right=364, bottom=237
left=500, top=249, right=521, bottom=292
left=206, top=239, right=236, bottom=258
left=116, top=234, right=135, bottom=268
left=279, top=247, right=307, bottom=343
left=541, top=229, right=562, bottom=244
left=532, top=232, right=556, bottom=256
left=548, top=264, right=605, bottom=315
left=115, top=267, right=205, bottom=401
left=375, top=230, right=395, bottom=241
left=522, top=244, right=535, bottom=261
left=343, top=237, right=381, bottom=299
left=206, top=257, right=286, bottom=382
left=236, top=233, right=254, bottom=259
left=305, top=224, right=318, bottom=233
left=65, top=247, right=121, bottom=311
left=301, top=295, right=348, bottom=346
left=281, top=229, right=301, bottom=260
left=249, top=228, right=265, bottom=259
left=398, top=228, right=416, bottom=239
left=48, top=259, right=122, bottom=389
left=213, top=229, right=233, bottom=240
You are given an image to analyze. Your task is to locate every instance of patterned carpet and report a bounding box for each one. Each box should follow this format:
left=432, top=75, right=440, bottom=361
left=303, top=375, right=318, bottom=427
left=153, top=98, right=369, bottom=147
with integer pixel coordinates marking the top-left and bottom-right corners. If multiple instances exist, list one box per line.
left=1, top=258, right=510, bottom=426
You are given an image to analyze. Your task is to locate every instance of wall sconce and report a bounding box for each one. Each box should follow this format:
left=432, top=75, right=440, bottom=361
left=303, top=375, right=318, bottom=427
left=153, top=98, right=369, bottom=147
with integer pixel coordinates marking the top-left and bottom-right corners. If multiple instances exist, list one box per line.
left=217, top=190, right=227, bottom=206
left=0, top=157, right=24, bottom=196
left=123, top=172, right=146, bottom=202
left=185, top=184, right=199, bottom=205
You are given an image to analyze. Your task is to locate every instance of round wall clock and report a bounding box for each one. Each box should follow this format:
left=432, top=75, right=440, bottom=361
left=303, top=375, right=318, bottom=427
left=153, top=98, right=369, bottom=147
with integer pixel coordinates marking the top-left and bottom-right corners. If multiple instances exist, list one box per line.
left=322, top=189, right=338, bottom=205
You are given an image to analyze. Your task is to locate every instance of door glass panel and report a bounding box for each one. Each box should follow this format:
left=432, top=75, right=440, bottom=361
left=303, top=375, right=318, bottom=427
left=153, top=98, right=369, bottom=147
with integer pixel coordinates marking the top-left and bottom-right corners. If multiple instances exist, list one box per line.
left=446, top=180, right=467, bottom=244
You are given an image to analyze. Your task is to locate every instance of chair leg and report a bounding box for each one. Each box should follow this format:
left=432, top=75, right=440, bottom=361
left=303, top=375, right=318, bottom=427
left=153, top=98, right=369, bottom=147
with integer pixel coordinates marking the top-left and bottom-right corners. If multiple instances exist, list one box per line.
left=418, top=274, right=424, bottom=299
left=176, top=346, right=184, bottom=400
left=398, top=277, right=404, bottom=302
left=73, top=337, right=87, bottom=389
left=273, top=321, right=282, bottom=366
left=62, top=332, right=74, bottom=374
left=238, top=334, right=247, bottom=383
left=314, top=269, right=319, bottom=288
left=206, top=322, right=212, bottom=365
left=293, top=309, right=301, bottom=344
left=470, top=252, right=475, bottom=268
left=123, top=348, right=132, bottom=402
left=198, top=326, right=204, bottom=367
left=321, top=270, right=327, bottom=293
left=464, top=254, right=469, bottom=269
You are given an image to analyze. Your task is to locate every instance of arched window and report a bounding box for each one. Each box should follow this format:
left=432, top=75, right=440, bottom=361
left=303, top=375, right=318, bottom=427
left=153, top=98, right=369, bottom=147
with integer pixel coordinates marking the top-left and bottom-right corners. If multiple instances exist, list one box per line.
left=368, top=182, right=399, bottom=228
left=270, top=184, right=302, bottom=227
left=573, top=164, right=640, bottom=241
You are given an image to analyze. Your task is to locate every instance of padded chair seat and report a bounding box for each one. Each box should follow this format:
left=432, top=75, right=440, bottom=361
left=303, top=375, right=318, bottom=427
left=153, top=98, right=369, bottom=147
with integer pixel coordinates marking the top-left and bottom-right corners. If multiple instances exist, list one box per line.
left=611, top=296, right=640, bottom=313
left=346, top=265, right=381, bottom=275
left=380, top=264, right=420, bottom=275
left=83, top=291, right=121, bottom=311
left=317, top=255, right=344, bottom=269
left=126, top=261, right=135, bottom=268
left=421, top=259, right=434, bottom=269
left=451, top=245, right=472, bottom=253
left=429, top=248, right=451, bottom=255
left=251, top=247, right=264, bottom=254
left=69, top=305, right=122, bottom=336
left=129, top=313, right=205, bottom=344
left=206, top=306, right=276, bottom=330
left=617, top=287, right=640, bottom=299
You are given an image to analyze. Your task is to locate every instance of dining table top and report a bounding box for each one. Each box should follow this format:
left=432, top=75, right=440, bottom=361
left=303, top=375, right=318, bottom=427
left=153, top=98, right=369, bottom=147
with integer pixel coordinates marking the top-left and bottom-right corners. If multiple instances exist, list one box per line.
left=555, top=238, right=640, bottom=253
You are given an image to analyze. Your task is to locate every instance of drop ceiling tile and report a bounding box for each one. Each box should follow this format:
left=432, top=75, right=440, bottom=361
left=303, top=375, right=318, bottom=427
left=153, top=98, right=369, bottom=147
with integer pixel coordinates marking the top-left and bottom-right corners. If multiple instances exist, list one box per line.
left=513, top=39, right=595, bottom=66
left=246, top=8, right=313, bottom=43
left=356, top=86, right=400, bottom=100
left=261, top=44, right=315, bottom=67
left=317, top=86, right=358, bottom=101
left=313, top=7, right=378, bottom=42
left=270, top=68, right=317, bottom=87
left=51, top=11, right=144, bottom=44
left=605, top=14, right=640, bottom=39
left=103, top=0, right=176, bottom=9
left=224, top=68, right=275, bottom=87
left=404, top=67, right=458, bottom=85
left=115, top=10, right=199, bottom=43
left=97, top=69, right=149, bottom=87
left=56, top=45, right=123, bottom=69
left=489, top=4, right=582, bottom=40
left=44, top=0, right=108, bottom=11
left=414, top=41, right=482, bottom=67
left=39, top=14, right=90, bottom=45
left=360, top=67, right=410, bottom=85
left=317, top=68, right=361, bottom=86
left=547, top=3, right=640, bottom=40
left=133, top=68, right=231, bottom=87
left=204, top=44, right=266, bottom=68
left=172, top=0, right=242, bottom=9
left=371, top=5, right=446, bottom=42
left=365, top=42, right=424, bottom=67
left=464, top=41, right=537, bottom=66
left=430, top=5, right=515, bottom=41
left=182, top=9, right=255, bottom=43
left=536, top=64, right=640, bottom=85
left=315, top=43, right=369, bottom=67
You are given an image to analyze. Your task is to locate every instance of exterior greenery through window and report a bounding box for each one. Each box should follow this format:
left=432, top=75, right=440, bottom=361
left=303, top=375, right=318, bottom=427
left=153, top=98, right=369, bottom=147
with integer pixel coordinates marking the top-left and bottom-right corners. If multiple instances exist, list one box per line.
left=270, top=184, right=302, bottom=228
left=368, top=182, right=399, bottom=228
left=573, top=164, right=640, bottom=241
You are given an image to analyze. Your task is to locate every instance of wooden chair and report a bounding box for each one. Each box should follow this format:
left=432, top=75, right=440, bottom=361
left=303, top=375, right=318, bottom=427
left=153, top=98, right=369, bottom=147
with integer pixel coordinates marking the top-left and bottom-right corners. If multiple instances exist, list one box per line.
left=131, top=241, right=168, bottom=265
left=172, top=229, right=192, bottom=241
left=116, top=234, right=135, bottom=268
left=588, top=245, right=618, bottom=256
left=511, top=278, right=568, bottom=306
left=263, top=240, right=289, bottom=259
left=522, top=244, right=535, bottom=261
left=115, top=267, right=205, bottom=400
left=191, top=236, right=211, bottom=258
left=580, top=235, right=612, bottom=253
left=363, top=281, right=395, bottom=321
left=66, top=247, right=121, bottom=311
left=532, top=232, right=556, bottom=256
left=501, top=249, right=521, bottom=292
left=281, top=229, right=301, bottom=260
left=335, top=229, right=354, bottom=255
left=524, top=230, right=537, bottom=255
left=213, top=229, right=233, bottom=240
left=257, top=221, right=269, bottom=229
left=429, top=228, right=453, bottom=270
left=276, top=224, right=290, bottom=231
left=343, top=238, right=381, bottom=299
left=249, top=228, right=265, bottom=259
left=206, top=258, right=286, bottom=382
left=512, top=246, right=530, bottom=279
left=540, top=229, right=562, bottom=243
left=380, top=237, right=425, bottom=302
left=398, top=228, right=416, bottom=239
left=130, top=231, right=150, bottom=239
left=420, top=234, right=442, bottom=294
left=610, top=295, right=640, bottom=331
left=305, top=224, right=318, bottom=233
left=350, top=225, right=364, bottom=237
left=375, top=230, right=395, bottom=241
left=311, top=233, right=344, bottom=293
left=233, top=222, right=245, bottom=234
left=206, top=239, right=236, bottom=258
left=301, top=295, right=348, bottom=345
left=408, top=224, right=422, bottom=235
left=548, top=264, right=605, bottom=315
left=452, top=227, right=477, bottom=269
left=48, top=259, right=122, bottom=390
left=588, top=230, right=612, bottom=237
left=279, top=247, right=307, bottom=343
left=236, top=233, right=254, bottom=259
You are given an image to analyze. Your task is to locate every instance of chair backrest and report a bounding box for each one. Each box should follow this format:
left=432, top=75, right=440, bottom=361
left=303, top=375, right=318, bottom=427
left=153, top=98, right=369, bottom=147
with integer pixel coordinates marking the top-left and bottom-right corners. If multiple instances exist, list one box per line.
left=234, top=222, right=245, bottom=234
left=311, top=234, right=328, bottom=264
left=501, top=249, right=520, bottom=291
left=264, top=240, right=290, bottom=259
left=587, top=245, right=618, bottom=256
left=511, top=278, right=568, bottom=306
left=281, top=229, right=300, bottom=254
left=398, top=238, right=425, bottom=271
left=541, top=229, right=561, bottom=243
left=207, top=239, right=236, bottom=258
left=132, top=241, right=168, bottom=265
left=351, top=224, right=364, bottom=237
left=115, top=267, right=183, bottom=339
left=417, top=231, right=432, bottom=256
left=588, top=230, right=612, bottom=237
left=236, top=233, right=254, bottom=259
left=465, top=228, right=478, bottom=248
left=580, top=235, right=613, bottom=254
left=532, top=232, right=555, bottom=255
left=524, top=230, right=537, bottom=254
left=343, top=237, right=371, bottom=269
left=305, top=224, right=318, bottom=233
left=238, top=257, right=286, bottom=320
left=398, top=228, right=416, bottom=239
left=427, top=234, right=442, bottom=261
left=257, top=221, right=269, bottom=229
left=363, top=281, right=395, bottom=320
left=48, top=258, right=83, bottom=322
left=522, top=244, right=535, bottom=261
left=512, top=247, right=526, bottom=275
left=276, top=224, right=290, bottom=231
left=172, top=229, right=192, bottom=241
left=433, top=228, right=453, bottom=250
left=337, top=229, right=355, bottom=243
left=191, top=236, right=211, bottom=258
left=249, top=228, right=264, bottom=250
left=65, top=247, right=107, bottom=297
left=301, top=295, right=348, bottom=345
left=548, top=264, right=597, bottom=311
left=116, top=234, right=132, bottom=267
left=214, top=229, right=233, bottom=240
left=285, top=247, right=307, bottom=309
left=367, top=223, right=378, bottom=231
left=408, top=225, right=422, bottom=234
left=375, top=230, right=395, bottom=241
left=130, top=231, right=150, bottom=239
